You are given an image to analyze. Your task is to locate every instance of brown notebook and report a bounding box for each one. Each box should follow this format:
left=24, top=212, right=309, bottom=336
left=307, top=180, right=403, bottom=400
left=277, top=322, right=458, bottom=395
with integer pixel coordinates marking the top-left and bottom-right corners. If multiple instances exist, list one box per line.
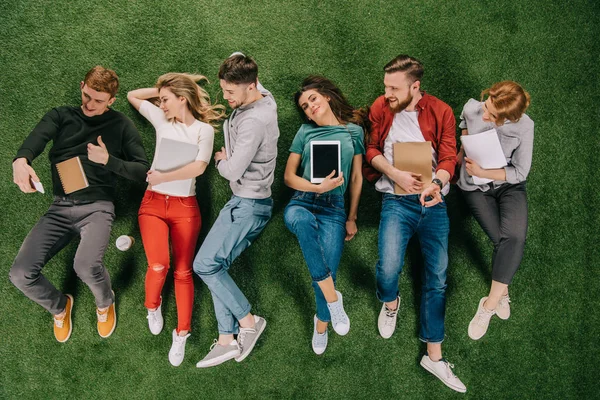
left=393, top=142, right=433, bottom=194
left=55, top=156, right=89, bottom=194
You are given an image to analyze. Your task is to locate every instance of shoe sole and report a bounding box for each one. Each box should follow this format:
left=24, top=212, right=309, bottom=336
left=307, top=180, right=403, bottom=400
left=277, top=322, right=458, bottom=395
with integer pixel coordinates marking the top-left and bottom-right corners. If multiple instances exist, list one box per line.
left=196, top=350, right=240, bottom=368
left=56, top=294, right=74, bottom=343
left=420, top=359, right=467, bottom=393
left=99, top=291, right=117, bottom=339
left=235, top=318, right=267, bottom=362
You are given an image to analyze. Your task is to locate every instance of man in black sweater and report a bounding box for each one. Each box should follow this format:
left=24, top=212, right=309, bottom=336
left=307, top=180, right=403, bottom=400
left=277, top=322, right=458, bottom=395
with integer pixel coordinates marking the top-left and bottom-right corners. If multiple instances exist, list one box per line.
left=10, top=66, right=149, bottom=342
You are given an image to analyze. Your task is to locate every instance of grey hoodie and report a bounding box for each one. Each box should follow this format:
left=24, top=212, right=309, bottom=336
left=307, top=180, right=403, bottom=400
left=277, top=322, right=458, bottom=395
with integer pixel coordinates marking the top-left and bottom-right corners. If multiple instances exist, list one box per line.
left=217, top=83, right=279, bottom=199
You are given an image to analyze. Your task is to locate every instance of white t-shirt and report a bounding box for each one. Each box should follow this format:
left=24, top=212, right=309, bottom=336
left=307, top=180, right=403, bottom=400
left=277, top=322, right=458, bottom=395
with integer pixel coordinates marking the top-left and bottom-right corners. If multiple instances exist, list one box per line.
left=140, top=100, right=214, bottom=197
left=375, top=110, right=449, bottom=196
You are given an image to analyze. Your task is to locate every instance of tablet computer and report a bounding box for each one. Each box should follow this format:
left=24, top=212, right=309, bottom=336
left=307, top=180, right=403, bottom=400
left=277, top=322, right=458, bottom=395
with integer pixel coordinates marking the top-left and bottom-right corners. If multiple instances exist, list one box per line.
left=310, top=140, right=341, bottom=183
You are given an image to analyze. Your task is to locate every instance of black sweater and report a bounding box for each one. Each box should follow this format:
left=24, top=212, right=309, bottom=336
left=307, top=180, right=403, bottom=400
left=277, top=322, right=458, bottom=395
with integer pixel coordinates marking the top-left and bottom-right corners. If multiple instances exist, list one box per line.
left=15, top=106, right=149, bottom=201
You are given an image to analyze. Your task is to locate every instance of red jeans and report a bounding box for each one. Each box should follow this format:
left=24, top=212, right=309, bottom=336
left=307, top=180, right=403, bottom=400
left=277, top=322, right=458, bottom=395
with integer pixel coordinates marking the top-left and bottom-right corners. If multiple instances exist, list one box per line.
left=138, top=190, right=201, bottom=333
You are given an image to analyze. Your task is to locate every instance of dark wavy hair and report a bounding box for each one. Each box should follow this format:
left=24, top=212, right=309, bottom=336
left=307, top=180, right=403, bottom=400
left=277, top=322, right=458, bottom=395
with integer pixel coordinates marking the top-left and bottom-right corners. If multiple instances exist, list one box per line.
left=294, top=76, right=369, bottom=131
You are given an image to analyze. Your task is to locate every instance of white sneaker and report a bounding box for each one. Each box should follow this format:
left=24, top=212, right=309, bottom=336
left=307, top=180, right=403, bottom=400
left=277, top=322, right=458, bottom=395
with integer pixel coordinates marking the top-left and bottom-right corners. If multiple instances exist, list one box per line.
left=147, top=297, right=163, bottom=335
left=378, top=297, right=400, bottom=339
left=496, top=295, right=511, bottom=320
left=420, top=355, right=467, bottom=393
left=327, top=291, right=350, bottom=336
left=468, top=297, right=495, bottom=340
left=312, top=315, right=328, bottom=355
left=168, top=329, right=190, bottom=367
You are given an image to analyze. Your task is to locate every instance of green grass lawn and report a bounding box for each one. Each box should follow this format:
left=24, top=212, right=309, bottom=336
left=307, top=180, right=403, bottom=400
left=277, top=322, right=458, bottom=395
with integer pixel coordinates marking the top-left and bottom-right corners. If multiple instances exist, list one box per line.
left=1, top=0, right=598, bottom=398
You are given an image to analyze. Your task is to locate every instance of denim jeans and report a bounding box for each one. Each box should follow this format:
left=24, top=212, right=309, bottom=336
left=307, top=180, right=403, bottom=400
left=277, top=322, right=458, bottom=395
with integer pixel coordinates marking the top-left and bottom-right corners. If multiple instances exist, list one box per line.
left=9, top=198, right=115, bottom=314
left=193, top=195, right=272, bottom=335
left=376, top=193, right=449, bottom=343
left=284, top=191, right=346, bottom=323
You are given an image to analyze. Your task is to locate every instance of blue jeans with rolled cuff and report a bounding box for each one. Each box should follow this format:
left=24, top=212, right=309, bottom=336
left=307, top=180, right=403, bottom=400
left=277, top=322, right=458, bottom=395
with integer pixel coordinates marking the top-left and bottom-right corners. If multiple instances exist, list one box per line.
left=284, top=191, right=346, bottom=323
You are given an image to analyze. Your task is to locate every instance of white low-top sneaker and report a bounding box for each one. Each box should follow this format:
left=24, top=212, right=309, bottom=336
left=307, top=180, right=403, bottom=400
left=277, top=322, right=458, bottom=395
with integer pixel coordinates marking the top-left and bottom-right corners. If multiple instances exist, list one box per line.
left=147, top=297, right=163, bottom=335
left=326, top=290, right=350, bottom=336
left=312, top=315, right=328, bottom=355
left=168, top=329, right=190, bottom=367
left=468, top=297, right=495, bottom=340
left=496, top=294, right=511, bottom=320
left=420, top=355, right=467, bottom=393
left=378, top=296, right=400, bottom=339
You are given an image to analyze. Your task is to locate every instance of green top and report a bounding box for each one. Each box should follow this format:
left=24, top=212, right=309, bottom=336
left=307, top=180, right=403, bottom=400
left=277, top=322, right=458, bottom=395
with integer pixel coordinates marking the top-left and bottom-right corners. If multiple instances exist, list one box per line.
left=15, top=106, right=149, bottom=201
left=289, top=122, right=365, bottom=196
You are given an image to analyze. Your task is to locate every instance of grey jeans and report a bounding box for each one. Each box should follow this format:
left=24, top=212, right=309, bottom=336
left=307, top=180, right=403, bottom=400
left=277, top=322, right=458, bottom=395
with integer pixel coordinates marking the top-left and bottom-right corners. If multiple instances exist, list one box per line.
left=9, top=198, right=116, bottom=314
left=461, top=182, right=528, bottom=284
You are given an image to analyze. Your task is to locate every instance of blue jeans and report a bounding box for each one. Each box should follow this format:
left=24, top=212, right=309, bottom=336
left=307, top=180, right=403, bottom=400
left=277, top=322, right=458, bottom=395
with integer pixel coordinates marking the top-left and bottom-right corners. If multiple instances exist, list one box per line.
left=284, top=191, right=346, bottom=323
left=193, top=195, right=272, bottom=335
left=376, top=193, right=449, bottom=343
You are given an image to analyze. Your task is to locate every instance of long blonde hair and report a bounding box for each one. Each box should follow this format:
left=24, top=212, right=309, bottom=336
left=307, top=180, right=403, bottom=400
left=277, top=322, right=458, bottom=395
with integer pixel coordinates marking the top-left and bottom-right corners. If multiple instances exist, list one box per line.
left=155, top=73, right=226, bottom=127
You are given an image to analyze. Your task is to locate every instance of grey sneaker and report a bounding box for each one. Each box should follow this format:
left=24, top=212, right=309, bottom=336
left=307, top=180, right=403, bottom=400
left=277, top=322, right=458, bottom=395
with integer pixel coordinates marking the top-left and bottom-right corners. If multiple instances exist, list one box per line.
left=468, top=297, right=495, bottom=340
left=496, top=295, right=511, bottom=320
left=378, top=296, right=400, bottom=339
left=312, top=315, right=328, bottom=355
left=420, top=355, right=467, bottom=393
left=235, top=315, right=266, bottom=362
left=196, top=339, right=240, bottom=368
left=327, top=290, right=350, bottom=336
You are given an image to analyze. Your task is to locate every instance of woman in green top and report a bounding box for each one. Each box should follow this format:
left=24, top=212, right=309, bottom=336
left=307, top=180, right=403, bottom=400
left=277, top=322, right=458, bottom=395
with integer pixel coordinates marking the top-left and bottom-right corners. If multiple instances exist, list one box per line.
left=283, top=76, right=367, bottom=355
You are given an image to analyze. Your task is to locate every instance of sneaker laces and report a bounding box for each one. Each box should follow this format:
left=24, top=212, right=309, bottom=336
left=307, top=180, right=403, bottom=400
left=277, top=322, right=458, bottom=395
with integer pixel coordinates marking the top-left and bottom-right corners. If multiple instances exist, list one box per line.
left=237, top=326, right=256, bottom=349
left=97, top=309, right=108, bottom=323
left=475, top=307, right=494, bottom=327
left=54, top=317, right=64, bottom=328
left=499, top=295, right=511, bottom=307
left=329, top=302, right=346, bottom=323
left=384, top=306, right=398, bottom=326
left=208, top=339, right=218, bottom=351
left=147, top=310, right=159, bottom=323
left=440, top=359, right=458, bottom=379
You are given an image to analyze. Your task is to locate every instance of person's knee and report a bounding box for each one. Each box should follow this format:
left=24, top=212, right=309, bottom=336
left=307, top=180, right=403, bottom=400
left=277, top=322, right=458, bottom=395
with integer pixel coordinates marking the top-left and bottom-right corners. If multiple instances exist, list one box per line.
left=173, top=267, right=192, bottom=282
left=283, top=206, right=313, bottom=232
left=8, top=263, right=32, bottom=289
left=192, top=256, right=221, bottom=277
left=505, top=229, right=526, bottom=247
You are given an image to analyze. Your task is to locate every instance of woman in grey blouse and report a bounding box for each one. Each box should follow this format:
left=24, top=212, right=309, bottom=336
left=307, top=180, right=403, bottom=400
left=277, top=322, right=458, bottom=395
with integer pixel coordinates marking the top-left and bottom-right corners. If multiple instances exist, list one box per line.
left=456, top=81, right=533, bottom=341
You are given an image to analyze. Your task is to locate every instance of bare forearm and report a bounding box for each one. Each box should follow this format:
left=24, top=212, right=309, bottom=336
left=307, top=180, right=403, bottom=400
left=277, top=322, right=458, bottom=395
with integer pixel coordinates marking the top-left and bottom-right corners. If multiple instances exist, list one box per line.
left=284, top=173, right=323, bottom=193
left=162, top=161, right=207, bottom=182
left=435, top=169, right=451, bottom=186
left=371, top=154, right=395, bottom=177
left=479, top=168, right=506, bottom=181
left=347, top=175, right=362, bottom=221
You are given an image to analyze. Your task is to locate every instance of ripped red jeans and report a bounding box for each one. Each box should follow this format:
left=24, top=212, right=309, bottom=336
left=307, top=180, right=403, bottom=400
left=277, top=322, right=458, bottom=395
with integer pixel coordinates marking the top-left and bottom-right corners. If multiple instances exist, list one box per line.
left=138, top=190, right=201, bottom=333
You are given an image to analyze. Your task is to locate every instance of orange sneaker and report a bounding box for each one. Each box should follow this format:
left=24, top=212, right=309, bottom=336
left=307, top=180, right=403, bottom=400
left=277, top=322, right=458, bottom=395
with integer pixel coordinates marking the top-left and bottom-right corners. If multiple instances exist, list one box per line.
left=54, top=294, right=73, bottom=343
left=97, top=291, right=116, bottom=338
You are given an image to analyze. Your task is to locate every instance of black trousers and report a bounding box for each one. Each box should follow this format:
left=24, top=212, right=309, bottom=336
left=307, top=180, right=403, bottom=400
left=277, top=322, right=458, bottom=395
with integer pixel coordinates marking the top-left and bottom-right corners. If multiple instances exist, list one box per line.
left=462, top=182, right=528, bottom=284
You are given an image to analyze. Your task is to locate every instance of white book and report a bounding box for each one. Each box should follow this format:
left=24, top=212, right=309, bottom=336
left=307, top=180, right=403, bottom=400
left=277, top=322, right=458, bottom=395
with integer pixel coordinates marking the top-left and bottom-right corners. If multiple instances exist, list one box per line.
left=152, top=138, right=199, bottom=195
left=460, top=128, right=507, bottom=185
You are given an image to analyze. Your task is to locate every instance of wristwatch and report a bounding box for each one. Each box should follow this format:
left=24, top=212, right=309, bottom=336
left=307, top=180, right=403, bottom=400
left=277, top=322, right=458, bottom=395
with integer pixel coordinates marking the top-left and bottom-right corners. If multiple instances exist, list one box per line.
left=432, top=178, right=443, bottom=191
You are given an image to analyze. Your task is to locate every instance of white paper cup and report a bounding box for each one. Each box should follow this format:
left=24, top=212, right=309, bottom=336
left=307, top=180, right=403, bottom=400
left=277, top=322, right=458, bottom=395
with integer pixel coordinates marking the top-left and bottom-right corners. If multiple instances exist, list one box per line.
left=116, top=235, right=135, bottom=251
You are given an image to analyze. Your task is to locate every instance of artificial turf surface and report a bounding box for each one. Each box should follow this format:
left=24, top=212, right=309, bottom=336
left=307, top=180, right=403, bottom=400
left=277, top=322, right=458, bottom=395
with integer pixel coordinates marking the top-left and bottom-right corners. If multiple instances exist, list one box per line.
left=0, top=0, right=598, bottom=398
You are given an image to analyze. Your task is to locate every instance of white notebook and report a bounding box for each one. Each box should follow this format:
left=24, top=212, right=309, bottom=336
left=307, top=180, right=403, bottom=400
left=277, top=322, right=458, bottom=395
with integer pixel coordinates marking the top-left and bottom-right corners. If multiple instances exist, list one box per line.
left=460, top=128, right=507, bottom=185
left=152, top=138, right=199, bottom=195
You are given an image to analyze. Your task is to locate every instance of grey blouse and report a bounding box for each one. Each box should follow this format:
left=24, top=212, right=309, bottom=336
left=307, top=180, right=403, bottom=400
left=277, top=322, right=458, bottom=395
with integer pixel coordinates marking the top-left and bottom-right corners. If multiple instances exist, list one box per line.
left=457, top=98, right=534, bottom=192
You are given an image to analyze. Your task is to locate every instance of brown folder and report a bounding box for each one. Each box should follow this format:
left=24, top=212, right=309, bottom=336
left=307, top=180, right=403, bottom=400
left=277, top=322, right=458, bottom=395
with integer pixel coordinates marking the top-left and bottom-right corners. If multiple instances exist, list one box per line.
left=393, top=142, right=432, bottom=194
left=55, top=156, right=89, bottom=194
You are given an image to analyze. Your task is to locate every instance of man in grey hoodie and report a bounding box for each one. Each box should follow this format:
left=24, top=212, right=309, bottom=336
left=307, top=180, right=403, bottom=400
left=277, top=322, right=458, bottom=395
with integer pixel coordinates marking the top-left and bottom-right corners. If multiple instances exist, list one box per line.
left=194, top=53, right=279, bottom=368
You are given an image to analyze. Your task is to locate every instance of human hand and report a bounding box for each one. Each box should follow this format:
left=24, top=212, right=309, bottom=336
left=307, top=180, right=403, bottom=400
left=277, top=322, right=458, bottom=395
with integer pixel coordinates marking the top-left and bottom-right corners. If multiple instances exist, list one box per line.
left=12, top=158, right=38, bottom=193
left=389, top=168, right=423, bottom=193
left=87, top=136, right=109, bottom=165
left=464, top=157, right=484, bottom=178
left=318, top=170, right=344, bottom=193
left=345, top=219, right=358, bottom=241
left=146, top=170, right=166, bottom=186
left=419, top=183, right=443, bottom=207
left=214, top=147, right=227, bottom=163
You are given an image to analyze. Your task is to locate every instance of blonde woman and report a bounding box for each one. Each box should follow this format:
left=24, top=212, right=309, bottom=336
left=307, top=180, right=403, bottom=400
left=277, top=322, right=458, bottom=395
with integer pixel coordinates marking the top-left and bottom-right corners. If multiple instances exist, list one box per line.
left=457, top=81, right=533, bottom=340
left=127, top=74, right=224, bottom=366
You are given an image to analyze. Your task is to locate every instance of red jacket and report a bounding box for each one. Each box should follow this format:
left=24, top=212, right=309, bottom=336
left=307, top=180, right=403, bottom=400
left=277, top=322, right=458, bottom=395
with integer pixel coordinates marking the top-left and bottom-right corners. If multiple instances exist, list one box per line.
left=363, top=92, right=457, bottom=183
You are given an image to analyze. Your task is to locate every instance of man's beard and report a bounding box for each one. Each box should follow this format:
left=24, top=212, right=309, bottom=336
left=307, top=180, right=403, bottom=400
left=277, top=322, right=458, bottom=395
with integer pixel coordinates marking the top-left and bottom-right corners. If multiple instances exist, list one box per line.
left=388, top=94, right=413, bottom=113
